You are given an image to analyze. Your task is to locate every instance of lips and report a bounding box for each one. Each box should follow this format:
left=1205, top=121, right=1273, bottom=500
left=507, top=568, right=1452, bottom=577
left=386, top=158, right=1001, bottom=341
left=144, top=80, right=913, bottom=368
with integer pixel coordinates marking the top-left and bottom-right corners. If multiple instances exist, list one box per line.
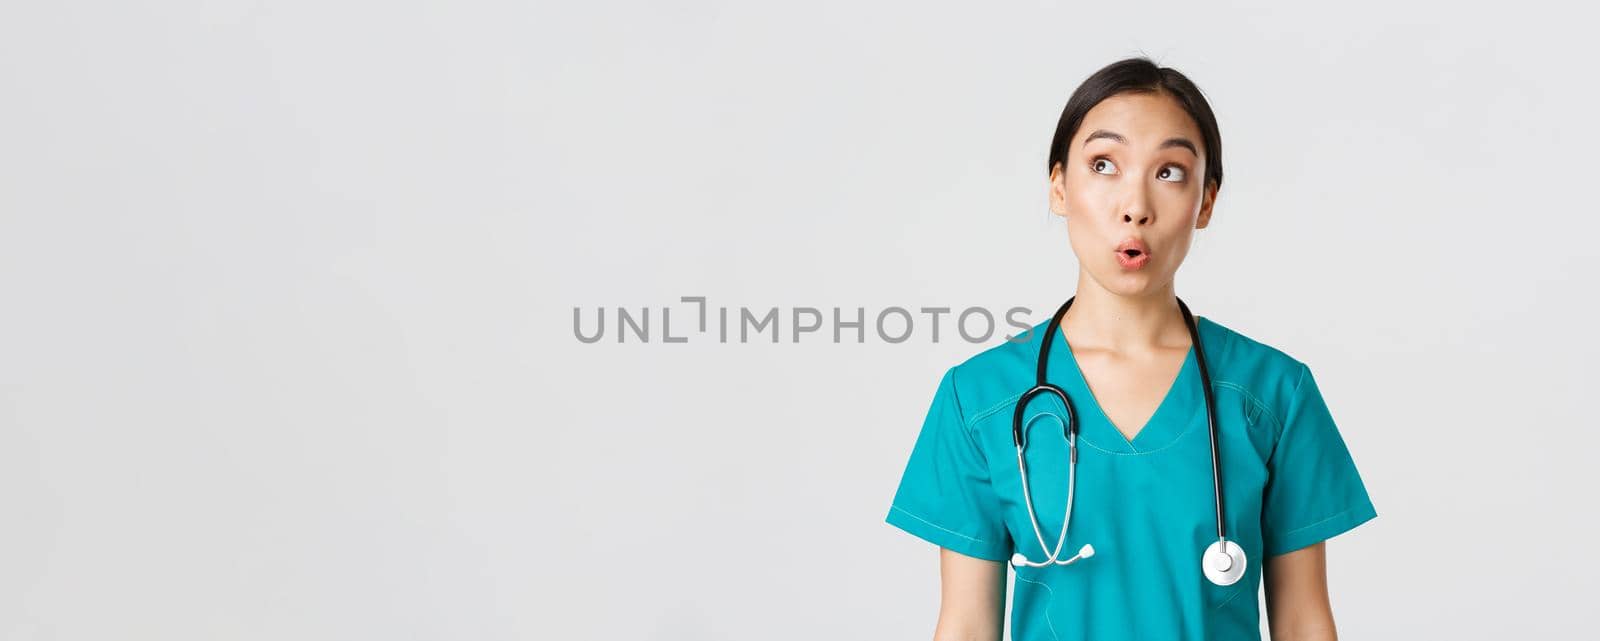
left=1114, top=238, right=1151, bottom=270
left=1116, top=237, right=1150, bottom=258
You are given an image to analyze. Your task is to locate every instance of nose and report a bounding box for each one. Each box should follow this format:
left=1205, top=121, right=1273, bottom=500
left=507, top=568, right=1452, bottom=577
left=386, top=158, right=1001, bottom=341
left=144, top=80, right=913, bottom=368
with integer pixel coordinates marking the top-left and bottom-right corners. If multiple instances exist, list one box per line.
left=1120, top=187, right=1155, bottom=226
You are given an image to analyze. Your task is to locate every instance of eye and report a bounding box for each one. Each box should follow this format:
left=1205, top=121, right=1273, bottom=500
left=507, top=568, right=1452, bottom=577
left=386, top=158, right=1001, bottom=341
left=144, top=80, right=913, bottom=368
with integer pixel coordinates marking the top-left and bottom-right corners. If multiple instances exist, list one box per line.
left=1157, top=164, right=1188, bottom=183
left=1090, top=157, right=1118, bottom=175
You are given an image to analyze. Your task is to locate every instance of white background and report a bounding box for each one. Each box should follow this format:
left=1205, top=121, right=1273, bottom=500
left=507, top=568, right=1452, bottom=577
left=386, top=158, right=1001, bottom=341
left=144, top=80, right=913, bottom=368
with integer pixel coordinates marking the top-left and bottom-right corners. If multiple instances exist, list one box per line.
left=2, top=1, right=1597, bottom=639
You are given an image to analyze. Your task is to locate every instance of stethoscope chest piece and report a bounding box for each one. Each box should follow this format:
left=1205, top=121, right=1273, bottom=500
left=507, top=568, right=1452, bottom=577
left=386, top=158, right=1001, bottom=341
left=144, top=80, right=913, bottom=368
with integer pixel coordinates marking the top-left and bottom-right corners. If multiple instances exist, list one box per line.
left=1202, top=540, right=1247, bottom=586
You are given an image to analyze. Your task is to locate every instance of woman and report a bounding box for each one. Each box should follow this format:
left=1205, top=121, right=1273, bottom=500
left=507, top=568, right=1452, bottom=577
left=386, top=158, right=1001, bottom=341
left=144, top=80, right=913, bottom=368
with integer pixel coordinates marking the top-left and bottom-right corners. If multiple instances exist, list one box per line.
left=884, top=57, right=1376, bottom=641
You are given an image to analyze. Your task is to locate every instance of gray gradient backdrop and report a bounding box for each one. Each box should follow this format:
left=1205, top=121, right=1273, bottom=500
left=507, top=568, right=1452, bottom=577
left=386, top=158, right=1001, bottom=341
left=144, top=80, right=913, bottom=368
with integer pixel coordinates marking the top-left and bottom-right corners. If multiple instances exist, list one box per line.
left=2, top=1, right=1596, bottom=639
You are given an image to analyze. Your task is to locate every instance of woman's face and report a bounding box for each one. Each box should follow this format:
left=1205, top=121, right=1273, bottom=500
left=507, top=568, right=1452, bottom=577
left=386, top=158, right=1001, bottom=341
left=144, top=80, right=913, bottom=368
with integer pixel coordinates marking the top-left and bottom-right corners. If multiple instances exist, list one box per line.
left=1049, top=91, right=1217, bottom=297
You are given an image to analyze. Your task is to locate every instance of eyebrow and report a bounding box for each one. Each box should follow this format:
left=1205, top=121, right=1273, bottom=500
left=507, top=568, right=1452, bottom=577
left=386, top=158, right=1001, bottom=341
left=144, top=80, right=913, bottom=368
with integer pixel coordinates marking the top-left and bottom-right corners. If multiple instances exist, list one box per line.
left=1082, top=129, right=1198, bottom=158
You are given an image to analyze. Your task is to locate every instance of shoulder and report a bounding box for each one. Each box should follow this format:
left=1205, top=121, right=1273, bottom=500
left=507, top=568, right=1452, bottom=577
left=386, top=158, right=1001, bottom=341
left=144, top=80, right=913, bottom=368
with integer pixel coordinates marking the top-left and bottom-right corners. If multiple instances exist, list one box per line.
left=938, top=321, right=1050, bottom=429
left=1197, top=315, right=1307, bottom=383
left=1196, top=315, right=1316, bottom=430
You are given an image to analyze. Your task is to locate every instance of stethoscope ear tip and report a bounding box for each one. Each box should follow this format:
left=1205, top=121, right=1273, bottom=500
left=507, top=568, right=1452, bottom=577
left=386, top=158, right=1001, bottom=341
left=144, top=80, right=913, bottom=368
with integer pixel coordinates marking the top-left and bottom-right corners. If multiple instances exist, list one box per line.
left=1010, top=553, right=1027, bottom=567
left=1078, top=543, right=1095, bottom=559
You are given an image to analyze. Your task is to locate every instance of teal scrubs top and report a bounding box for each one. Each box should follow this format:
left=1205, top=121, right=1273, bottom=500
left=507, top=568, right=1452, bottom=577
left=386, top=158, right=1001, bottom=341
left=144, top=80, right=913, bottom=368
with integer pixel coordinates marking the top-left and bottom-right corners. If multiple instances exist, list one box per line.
left=885, top=314, right=1377, bottom=641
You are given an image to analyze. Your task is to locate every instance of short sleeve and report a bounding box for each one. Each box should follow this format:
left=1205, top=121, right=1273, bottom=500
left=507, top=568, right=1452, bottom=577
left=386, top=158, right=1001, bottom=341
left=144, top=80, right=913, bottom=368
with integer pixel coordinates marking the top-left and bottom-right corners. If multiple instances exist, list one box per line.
left=884, top=367, right=1013, bottom=561
left=1261, top=364, right=1378, bottom=556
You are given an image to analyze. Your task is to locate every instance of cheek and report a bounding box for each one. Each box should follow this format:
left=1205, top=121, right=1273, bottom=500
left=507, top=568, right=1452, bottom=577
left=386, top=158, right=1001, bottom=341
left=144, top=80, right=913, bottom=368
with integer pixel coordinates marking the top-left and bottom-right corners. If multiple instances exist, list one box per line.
left=1062, top=176, right=1109, bottom=212
left=1155, top=185, right=1203, bottom=213
left=1063, top=210, right=1109, bottom=261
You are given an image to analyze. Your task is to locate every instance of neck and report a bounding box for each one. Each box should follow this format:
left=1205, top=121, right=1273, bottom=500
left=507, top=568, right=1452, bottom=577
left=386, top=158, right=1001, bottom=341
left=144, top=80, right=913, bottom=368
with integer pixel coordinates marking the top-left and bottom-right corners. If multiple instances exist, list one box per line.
left=1060, top=271, right=1189, bottom=354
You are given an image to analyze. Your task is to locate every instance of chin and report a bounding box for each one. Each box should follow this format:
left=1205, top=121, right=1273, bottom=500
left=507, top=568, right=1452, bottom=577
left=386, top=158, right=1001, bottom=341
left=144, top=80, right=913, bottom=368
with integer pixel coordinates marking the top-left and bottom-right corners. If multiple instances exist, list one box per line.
left=1092, top=268, right=1166, bottom=297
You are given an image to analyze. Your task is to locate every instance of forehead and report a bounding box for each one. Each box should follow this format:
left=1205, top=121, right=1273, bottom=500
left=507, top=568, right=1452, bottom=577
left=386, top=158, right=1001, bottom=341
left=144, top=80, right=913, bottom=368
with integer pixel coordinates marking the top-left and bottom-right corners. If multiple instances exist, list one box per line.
left=1075, top=91, right=1203, bottom=148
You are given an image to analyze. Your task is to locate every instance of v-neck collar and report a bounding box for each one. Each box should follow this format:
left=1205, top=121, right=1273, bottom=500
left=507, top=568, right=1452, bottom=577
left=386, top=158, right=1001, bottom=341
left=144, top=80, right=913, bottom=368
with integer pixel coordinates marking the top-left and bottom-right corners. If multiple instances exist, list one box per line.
left=1034, top=313, right=1213, bottom=454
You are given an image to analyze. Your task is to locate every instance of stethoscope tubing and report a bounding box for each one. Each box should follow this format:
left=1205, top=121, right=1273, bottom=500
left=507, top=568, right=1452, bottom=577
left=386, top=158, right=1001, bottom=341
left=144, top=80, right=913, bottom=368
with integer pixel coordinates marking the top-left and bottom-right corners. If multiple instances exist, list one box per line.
left=1014, top=295, right=1231, bottom=566
left=1179, top=296, right=1229, bottom=547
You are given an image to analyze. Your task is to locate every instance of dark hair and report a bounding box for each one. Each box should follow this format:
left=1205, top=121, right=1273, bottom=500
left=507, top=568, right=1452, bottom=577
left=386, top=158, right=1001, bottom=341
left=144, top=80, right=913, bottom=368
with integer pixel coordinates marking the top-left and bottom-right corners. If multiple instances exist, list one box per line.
left=1046, top=57, right=1223, bottom=192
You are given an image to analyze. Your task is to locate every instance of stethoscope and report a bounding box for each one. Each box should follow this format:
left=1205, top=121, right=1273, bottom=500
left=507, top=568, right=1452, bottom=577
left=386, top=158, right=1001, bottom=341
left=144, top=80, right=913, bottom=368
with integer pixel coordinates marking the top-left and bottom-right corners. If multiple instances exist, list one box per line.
left=1009, top=295, right=1247, bottom=586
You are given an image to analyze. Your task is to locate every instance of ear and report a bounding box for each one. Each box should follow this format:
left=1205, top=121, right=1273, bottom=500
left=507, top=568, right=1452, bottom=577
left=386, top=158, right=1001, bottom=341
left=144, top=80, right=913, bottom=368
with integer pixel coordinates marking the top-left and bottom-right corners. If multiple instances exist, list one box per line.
left=1048, top=162, right=1069, bottom=218
left=1196, top=180, right=1218, bottom=229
